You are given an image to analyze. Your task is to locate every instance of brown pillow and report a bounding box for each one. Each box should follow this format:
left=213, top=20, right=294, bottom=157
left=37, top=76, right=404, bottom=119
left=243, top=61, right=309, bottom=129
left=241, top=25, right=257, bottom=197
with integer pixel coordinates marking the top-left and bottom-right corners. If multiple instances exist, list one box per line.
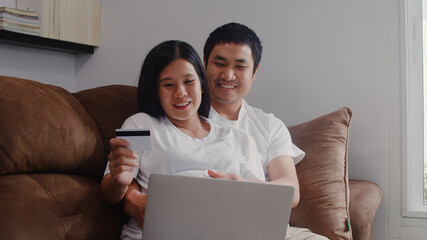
left=288, top=107, right=352, bottom=240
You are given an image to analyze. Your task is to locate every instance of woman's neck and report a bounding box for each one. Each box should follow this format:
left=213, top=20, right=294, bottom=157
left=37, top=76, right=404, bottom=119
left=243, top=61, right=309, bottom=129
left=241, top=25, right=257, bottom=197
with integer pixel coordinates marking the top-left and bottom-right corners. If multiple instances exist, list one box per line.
left=168, top=116, right=210, bottom=139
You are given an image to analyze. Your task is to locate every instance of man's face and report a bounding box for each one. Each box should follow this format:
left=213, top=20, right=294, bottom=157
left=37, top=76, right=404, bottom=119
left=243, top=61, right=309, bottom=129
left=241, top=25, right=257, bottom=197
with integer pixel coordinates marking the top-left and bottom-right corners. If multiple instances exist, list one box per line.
left=205, top=43, right=258, bottom=107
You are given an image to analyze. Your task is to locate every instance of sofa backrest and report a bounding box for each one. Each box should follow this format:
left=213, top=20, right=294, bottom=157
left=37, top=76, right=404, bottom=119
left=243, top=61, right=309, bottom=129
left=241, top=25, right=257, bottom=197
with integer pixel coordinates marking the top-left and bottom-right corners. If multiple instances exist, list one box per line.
left=0, top=76, right=105, bottom=180
left=72, top=84, right=139, bottom=160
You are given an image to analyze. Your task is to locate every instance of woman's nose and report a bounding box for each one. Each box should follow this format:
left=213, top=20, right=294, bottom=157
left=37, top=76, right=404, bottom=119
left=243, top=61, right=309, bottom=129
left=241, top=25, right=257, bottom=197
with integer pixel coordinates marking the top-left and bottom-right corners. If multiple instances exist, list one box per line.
left=173, top=85, right=187, bottom=98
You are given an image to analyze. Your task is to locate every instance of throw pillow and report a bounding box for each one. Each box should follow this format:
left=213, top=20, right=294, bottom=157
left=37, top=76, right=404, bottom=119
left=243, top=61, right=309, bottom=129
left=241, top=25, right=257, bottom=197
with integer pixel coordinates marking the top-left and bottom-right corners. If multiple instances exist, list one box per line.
left=288, top=107, right=352, bottom=240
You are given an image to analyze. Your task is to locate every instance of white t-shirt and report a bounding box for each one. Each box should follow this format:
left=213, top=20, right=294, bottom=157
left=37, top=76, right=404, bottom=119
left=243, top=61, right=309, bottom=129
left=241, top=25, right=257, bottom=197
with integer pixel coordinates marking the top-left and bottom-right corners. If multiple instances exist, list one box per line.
left=104, top=112, right=265, bottom=190
left=209, top=100, right=305, bottom=180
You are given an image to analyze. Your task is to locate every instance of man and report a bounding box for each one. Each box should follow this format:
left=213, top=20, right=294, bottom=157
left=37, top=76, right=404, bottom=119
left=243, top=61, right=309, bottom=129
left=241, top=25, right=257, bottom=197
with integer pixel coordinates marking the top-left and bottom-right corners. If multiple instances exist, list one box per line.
left=202, top=23, right=302, bottom=203
left=121, top=23, right=327, bottom=239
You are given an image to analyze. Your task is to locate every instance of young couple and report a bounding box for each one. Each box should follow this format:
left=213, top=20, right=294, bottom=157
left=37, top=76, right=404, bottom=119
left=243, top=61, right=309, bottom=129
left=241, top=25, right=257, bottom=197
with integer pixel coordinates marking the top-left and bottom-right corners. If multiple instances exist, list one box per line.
left=100, top=22, right=328, bottom=240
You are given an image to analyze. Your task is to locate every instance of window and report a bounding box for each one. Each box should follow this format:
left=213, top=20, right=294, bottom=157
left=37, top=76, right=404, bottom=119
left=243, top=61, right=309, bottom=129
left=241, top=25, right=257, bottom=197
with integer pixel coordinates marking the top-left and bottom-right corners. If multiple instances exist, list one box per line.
left=424, top=0, right=427, bottom=206
left=406, top=0, right=427, bottom=216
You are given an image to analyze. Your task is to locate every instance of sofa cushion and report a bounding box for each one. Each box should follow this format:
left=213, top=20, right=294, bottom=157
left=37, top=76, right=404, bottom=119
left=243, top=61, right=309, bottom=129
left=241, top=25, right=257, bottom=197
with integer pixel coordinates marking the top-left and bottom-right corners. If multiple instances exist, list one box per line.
left=288, top=107, right=352, bottom=240
left=0, top=174, right=126, bottom=239
left=73, top=85, right=139, bottom=158
left=0, top=76, right=105, bottom=179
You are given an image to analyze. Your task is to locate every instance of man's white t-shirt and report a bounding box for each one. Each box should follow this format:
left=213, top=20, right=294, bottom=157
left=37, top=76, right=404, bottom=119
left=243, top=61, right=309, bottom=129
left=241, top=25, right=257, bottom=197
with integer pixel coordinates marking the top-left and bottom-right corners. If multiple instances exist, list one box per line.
left=104, top=112, right=265, bottom=191
left=209, top=100, right=305, bottom=180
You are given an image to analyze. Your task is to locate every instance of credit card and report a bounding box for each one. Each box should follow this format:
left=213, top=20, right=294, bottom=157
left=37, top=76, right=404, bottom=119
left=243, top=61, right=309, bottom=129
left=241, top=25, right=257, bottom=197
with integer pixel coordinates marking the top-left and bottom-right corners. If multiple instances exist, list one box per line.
left=115, top=129, right=152, bottom=151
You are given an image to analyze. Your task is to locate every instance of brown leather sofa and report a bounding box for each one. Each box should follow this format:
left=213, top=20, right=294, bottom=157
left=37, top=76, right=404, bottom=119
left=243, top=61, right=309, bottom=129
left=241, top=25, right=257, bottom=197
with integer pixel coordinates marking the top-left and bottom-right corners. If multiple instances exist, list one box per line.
left=0, top=75, right=382, bottom=240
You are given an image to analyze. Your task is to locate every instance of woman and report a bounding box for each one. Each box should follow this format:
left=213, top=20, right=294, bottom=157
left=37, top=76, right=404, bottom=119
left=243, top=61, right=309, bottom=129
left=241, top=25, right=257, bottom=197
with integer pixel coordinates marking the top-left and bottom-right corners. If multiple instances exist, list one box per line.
left=100, top=40, right=264, bottom=239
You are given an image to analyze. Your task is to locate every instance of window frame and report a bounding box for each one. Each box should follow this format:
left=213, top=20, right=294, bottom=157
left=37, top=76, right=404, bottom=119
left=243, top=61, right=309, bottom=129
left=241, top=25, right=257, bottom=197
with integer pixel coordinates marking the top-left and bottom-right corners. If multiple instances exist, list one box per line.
left=404, top=0, right=427, bottom=218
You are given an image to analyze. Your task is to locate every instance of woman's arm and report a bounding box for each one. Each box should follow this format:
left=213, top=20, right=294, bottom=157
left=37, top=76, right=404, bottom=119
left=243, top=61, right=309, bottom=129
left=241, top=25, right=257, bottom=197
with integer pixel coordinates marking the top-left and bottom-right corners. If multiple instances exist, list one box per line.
left=99, top=138, right=139, bottom=204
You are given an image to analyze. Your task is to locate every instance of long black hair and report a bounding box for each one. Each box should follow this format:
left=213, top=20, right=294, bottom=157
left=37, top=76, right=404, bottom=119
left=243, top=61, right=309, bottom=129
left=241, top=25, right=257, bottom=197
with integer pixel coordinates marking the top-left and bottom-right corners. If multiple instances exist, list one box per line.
left=137, top=40, right=210, bottom=118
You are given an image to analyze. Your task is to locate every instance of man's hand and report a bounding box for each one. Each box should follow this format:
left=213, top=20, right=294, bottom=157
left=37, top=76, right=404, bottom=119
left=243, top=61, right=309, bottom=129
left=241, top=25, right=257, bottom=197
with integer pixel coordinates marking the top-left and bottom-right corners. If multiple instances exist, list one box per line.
left=124, top=181, right=147, bottom=228
left=207, top=170, right=248, bottom=181
left=108, top=138, right=139, bottom=186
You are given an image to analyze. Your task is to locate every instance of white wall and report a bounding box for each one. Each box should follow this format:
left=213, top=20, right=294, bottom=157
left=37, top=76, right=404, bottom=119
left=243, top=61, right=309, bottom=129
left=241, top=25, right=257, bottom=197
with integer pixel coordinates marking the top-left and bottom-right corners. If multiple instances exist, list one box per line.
left=0, top=43, right=75, bottom=91
left=1, top=0, right=403, bottom=239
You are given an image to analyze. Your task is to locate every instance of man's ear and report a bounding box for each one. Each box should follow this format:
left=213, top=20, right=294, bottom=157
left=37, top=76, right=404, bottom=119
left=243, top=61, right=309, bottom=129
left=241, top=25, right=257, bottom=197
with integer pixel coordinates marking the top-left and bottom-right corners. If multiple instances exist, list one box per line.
left=252, top=64, right=260, bottom=81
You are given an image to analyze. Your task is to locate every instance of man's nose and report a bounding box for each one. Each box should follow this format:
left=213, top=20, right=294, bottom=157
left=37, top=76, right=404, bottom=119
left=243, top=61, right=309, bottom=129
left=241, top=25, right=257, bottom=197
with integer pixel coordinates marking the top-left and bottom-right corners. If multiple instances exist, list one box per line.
left=221, top=67, right=236, bottom=81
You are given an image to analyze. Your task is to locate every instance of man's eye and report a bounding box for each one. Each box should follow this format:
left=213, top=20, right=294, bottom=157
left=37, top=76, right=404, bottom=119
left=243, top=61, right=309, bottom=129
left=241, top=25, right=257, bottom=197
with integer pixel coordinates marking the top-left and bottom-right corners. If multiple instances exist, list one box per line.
left=214, top=62, right=225, bottom=67
left=236, top=65, right=248, bottom=70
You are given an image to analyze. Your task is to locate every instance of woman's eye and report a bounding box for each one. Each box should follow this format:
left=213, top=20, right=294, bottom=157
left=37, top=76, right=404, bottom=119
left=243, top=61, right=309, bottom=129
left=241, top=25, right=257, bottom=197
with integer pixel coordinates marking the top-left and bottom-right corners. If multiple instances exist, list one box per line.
left=185, top=79, right=195, bottom=84
left=162, top=83, right=173, bottom=87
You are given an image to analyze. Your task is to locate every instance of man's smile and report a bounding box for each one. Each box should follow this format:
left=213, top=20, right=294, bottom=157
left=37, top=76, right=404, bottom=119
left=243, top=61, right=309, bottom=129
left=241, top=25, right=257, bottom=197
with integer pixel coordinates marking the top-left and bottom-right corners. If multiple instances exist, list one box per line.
left=215, top=79, right=239, bottom=89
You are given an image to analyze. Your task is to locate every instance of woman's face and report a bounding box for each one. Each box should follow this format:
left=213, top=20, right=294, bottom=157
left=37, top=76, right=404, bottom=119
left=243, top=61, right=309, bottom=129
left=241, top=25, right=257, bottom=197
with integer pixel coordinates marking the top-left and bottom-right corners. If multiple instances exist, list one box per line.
left=158, top=58, right=203, bottom=123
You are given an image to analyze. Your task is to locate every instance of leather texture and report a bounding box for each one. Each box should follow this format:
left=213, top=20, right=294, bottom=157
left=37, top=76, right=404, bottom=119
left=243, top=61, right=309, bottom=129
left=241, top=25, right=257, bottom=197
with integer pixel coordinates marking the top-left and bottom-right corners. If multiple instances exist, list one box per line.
left=0, top=76, right=105, bottom=180
left=72, top=85, right=139, bottom=159
left=349, top=180, right=382, bottom=240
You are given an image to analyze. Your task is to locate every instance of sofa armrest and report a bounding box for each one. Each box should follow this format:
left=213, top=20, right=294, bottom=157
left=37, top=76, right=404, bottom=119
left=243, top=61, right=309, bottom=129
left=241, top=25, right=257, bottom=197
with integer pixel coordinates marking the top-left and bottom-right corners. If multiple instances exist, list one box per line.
left=349, top=179, right=382, bottom=240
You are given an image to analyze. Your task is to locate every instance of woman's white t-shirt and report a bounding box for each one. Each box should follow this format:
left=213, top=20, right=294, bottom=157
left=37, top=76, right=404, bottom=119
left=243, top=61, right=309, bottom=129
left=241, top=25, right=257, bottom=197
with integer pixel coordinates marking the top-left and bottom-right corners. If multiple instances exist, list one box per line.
left=104, top=112, right=265, bottom=191
left=103, top=112, right=265, bottom=240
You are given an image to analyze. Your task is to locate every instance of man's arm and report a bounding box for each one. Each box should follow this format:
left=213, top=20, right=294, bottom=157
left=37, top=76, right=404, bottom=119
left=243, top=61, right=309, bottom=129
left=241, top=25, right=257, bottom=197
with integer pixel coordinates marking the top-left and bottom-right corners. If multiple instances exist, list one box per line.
left=267, top=155, right=300, bottom=207
left=123, top=180, right=147, bottom=228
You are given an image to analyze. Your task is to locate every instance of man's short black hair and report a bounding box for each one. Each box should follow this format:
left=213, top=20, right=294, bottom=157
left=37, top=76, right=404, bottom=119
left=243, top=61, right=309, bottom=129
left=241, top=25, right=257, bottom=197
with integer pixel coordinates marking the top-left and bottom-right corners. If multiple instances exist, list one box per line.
left=203, top=22, right=263, bottom=74
left=137, top=40, right=210, bottom=118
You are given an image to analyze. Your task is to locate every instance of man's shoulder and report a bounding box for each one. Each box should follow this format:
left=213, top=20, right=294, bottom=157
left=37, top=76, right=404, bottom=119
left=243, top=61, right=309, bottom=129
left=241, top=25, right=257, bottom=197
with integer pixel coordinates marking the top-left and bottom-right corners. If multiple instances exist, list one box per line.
left=214, top=120, right=248, bottom=137
left=243, top=100, right=279, bottom=123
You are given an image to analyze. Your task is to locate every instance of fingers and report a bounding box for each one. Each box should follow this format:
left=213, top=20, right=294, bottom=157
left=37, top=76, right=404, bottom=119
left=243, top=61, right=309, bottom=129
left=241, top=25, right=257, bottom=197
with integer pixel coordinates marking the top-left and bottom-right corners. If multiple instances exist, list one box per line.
left=109, top=138, right=138, bottom=160
left=110, top=137, right=129, bottom=150
left=108, top=138, right=139, bottom=186
left=207, top=170, right=246, bottom=181
left=207, top=169, right=223, bottom=178
left=109, top=155, right=138, bottom=170
left=110, top=171, right=134, bottom=186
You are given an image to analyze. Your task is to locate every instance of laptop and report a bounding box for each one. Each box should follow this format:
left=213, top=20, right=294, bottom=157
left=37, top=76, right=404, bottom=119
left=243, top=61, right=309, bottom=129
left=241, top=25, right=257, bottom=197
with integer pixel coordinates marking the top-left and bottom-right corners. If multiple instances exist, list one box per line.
left=142, top=173, right=294, bottom=240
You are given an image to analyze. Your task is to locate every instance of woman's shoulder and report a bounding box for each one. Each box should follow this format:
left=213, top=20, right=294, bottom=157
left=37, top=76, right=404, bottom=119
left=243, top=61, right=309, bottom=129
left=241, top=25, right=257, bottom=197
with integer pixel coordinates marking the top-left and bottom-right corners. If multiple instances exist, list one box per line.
left=122, top=112, right=162, bottom=129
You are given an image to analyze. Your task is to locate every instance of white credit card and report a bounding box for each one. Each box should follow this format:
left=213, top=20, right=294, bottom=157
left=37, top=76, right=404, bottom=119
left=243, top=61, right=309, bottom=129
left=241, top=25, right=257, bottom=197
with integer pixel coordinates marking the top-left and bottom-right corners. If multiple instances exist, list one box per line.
left=115, top=129, right=152, bottom=151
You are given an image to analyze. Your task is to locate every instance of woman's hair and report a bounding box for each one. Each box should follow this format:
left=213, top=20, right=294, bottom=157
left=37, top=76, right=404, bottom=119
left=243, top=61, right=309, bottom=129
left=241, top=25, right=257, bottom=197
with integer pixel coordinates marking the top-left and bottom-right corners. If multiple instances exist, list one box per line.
left=137, top=40, right=210, bottom=118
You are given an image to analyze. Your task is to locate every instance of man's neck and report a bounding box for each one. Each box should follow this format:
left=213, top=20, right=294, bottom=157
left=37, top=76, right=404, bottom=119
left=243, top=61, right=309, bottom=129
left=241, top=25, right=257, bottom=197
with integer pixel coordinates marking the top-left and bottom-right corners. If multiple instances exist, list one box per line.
left=211, top=100, right=243, bottom=121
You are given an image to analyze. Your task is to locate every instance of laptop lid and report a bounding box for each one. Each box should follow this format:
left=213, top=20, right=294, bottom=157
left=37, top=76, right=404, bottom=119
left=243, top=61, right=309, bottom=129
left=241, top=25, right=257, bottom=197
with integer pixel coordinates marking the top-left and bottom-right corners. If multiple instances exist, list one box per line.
left=142, top=174, right=294, bottom=240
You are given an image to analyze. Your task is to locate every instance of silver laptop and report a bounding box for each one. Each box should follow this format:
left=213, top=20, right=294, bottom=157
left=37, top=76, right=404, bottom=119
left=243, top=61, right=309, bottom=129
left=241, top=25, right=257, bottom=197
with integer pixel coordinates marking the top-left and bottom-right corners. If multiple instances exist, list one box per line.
left=142, top=173, right=294, bottom=240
